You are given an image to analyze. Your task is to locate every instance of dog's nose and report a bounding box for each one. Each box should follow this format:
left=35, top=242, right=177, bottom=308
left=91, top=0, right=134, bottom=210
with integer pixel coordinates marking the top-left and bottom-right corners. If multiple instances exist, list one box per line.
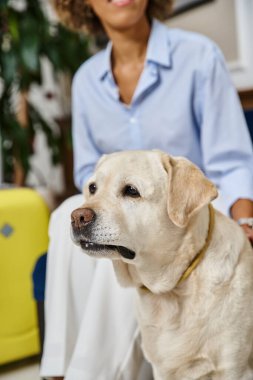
left=71, top=207, right=96, bottom=228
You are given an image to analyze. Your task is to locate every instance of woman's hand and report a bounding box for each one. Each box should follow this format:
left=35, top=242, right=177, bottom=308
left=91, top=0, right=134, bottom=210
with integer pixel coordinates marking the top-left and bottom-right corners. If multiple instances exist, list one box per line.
left=231, top=198, right=253, bottom=245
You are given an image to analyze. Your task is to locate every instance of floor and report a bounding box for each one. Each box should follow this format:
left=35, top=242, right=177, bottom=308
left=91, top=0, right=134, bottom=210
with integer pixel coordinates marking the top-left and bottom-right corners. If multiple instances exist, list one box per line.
left=0, top=358, right=41, bottom=380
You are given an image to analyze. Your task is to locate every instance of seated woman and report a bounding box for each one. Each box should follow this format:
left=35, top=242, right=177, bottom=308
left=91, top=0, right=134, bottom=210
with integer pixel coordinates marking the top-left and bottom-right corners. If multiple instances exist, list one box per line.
left=40, top=0, right=253, bottom=379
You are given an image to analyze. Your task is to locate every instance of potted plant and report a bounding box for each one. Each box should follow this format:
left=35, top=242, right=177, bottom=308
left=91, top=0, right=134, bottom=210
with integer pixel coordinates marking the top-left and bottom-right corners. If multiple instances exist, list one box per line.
left=0, top=0, right=90, bottom=185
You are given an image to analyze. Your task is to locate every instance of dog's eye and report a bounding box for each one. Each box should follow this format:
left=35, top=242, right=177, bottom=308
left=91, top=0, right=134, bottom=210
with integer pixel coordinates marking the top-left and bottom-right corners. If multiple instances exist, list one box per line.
left=122, top=185, right=141, bottom=198
left=89, top=183, right=97, bottom=195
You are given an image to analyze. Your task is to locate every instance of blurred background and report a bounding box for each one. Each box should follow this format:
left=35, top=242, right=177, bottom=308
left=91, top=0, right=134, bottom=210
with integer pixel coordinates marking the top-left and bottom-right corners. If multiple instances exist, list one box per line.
left=0, top=0, right=252, bottom=379
left=0, top=0, right=91, bottom=203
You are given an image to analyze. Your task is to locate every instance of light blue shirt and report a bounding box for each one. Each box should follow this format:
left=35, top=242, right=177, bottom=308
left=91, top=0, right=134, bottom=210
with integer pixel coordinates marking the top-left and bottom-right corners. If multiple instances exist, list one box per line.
left=72, top=19, right=253, bottom=214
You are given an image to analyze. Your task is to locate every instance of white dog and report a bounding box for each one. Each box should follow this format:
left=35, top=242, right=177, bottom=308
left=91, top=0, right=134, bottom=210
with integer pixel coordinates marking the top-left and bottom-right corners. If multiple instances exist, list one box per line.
left=71, top=150, right=253, bottom=380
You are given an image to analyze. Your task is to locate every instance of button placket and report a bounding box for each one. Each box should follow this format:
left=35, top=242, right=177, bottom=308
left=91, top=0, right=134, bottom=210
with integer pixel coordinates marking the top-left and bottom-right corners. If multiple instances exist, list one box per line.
left=127, top=108, right=143, bottom=149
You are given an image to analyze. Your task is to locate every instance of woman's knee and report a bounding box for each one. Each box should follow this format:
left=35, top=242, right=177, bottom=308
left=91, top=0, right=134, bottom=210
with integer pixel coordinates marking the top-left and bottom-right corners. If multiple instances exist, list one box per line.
left=49, top=194, right=84, bottom=234
left=54, top=194, right=84, bottom=218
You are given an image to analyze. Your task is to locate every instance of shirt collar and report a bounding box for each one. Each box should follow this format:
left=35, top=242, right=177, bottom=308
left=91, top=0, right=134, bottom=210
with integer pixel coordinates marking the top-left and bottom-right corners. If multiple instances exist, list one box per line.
left=99, top=19, right=172, bottom=80
left=99, top=41, right=113, bottom=80
left=146, top=19, right=172, bottom=68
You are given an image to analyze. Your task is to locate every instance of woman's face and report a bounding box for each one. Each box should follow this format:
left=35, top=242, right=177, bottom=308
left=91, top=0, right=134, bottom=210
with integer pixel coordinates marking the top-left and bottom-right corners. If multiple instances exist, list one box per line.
left=87, top=0, right=149, bottom=34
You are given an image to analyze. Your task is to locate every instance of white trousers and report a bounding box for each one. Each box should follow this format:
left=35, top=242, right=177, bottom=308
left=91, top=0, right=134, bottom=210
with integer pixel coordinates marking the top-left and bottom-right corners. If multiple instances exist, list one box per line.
left=40, top=194, right=153, bottom=380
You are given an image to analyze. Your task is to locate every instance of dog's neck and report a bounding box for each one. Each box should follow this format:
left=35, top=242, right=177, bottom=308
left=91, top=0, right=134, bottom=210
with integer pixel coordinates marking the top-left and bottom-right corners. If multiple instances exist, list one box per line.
left=113, top=204, right=215, bottom=294
left=177, top=204, right=215, bottom=285
left=138, top=204, right=215, bottom=294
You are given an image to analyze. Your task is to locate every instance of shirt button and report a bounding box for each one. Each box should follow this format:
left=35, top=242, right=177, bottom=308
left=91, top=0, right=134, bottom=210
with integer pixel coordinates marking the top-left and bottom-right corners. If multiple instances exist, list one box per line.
left=130, top=117, right=136, bottom=124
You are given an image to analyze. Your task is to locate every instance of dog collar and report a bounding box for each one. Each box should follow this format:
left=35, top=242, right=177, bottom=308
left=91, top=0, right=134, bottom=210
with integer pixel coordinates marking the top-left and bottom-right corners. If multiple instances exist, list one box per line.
left=177, top=203, right=215, bottom=286
left=139, top=204, right=215, bottom=292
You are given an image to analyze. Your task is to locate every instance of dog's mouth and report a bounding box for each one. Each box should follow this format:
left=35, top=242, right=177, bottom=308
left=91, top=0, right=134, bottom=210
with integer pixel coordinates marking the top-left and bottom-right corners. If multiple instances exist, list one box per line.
left=80, top=240, right=136, bottom=260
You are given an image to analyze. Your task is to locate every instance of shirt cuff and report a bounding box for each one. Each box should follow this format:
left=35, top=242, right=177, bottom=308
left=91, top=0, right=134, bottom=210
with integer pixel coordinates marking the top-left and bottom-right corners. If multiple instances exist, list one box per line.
left=219, top=167, right=253, bottom=216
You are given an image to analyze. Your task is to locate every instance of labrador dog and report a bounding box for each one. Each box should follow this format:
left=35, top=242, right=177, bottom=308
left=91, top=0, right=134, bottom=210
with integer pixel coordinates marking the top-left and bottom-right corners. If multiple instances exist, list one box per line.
left=71, top=150, right=253, bottom=380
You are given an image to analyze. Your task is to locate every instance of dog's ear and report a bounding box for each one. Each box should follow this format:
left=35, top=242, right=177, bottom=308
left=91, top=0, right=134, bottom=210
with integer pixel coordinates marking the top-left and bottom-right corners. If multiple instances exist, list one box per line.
left=162, top=155, right=218, bottom=228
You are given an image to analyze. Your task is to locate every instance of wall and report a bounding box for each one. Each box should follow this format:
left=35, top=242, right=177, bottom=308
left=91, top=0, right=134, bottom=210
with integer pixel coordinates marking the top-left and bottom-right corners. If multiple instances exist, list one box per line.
left=167, top=0, right=253, bottom=90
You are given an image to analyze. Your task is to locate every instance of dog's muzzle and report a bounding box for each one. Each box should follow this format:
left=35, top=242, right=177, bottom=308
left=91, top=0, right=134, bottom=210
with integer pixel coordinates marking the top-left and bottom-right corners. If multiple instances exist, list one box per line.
left=71, top=207, right=136, bottom=260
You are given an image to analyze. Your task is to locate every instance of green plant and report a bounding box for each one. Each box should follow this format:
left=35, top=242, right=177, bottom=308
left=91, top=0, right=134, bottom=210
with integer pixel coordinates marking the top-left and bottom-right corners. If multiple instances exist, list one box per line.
left=0, top=0, right=91, bottom=183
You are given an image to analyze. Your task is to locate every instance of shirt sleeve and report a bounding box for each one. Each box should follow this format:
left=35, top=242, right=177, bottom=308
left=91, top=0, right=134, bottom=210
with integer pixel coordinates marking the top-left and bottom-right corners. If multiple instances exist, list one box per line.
left=197, top=44, right=253, bottom=214
left=72, top=74, right=101, bottom=192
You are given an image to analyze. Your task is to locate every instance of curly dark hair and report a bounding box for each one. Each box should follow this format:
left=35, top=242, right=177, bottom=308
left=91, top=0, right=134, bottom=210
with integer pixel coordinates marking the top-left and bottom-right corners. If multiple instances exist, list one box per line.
left=52, top=0, right=174, bottom=36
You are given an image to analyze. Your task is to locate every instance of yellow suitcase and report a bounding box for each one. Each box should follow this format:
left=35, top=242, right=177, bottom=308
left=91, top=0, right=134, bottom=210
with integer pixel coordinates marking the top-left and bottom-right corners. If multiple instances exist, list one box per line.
left=0, top=188, right=49, bottom=365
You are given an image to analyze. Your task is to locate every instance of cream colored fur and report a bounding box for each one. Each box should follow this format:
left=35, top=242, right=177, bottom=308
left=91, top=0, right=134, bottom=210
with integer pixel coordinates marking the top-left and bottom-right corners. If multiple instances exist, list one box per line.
left=75, top=150, right=253, bottom=380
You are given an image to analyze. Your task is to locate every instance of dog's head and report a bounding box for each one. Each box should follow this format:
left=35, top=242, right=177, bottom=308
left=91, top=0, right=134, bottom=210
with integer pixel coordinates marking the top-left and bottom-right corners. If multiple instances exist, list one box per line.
left=71, top=150, right=217, bottom=289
